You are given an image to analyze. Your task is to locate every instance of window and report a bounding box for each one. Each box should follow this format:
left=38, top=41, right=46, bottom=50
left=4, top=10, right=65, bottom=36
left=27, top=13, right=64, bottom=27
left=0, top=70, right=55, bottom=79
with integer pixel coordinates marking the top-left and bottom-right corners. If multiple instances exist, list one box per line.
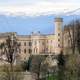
left=29, top=49, right=32, bottom=53
left=29, top=42, right=32, bottom=46
left=34, top=48, right=37, bottom=53
left=24, top=49, right=26, bottom=53
left=58, top=26, right=60, bottom=30
left=46, top=40, right=48, bottom=44
left=42, top=42, right=44, bottom=45
left=24, top=42, right=26, bottom=46
left=51, top=40, right=52, bottom=43
left=19, top=42, right=21, bottom=46
left=58, top=39, right=60, bottom=41
left=24, top=57, right=26, bottom=60
left=58, top=44, right=60, bottom=47
left=19, top=49, right=21, bottom=53
left=46, top=48, right=48, bottom=51
left=58, top=33, right=60, bottom=36
left=35, top=41, right=37, bottom=45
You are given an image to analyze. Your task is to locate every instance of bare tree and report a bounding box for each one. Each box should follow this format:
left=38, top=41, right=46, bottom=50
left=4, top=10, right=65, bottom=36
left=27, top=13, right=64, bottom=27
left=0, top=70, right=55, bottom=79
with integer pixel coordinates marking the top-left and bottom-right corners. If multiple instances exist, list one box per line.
left=30, top=55, right=46, bottom=80
left=57, top=50, right=65, bottom=80
left=63, top=19, right=80, bottom=80
left=0, top=33, right=20, bottom=80
left=65, top=19, right=80, bottom=54
left=75, top=20, right=80, bottom=54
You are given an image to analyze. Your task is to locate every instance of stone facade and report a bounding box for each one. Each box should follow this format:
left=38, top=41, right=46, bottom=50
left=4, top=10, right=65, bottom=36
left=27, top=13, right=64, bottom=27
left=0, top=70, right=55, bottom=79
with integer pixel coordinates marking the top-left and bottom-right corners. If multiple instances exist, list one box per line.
left=0, top=17, right=63, bottom=61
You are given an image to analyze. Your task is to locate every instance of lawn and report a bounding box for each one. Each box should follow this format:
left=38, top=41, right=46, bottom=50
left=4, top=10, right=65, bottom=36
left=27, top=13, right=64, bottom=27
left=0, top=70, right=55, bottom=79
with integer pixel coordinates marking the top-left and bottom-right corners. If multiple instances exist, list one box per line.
left=41, top=74, right=58, bottom=80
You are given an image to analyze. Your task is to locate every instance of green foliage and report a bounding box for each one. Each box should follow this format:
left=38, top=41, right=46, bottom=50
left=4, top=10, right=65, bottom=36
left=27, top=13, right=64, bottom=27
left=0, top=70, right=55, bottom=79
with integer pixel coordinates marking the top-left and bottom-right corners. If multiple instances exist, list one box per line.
left=47, top=75, right=58, bottom=80
left=41, top=74, right=58, bottom=80
left=27, top=55, right=32, bottom=71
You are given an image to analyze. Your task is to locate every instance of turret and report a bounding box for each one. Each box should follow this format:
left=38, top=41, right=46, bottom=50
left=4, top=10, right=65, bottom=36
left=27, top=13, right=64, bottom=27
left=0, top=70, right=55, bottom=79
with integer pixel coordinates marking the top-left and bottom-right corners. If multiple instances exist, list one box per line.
left=54, top=17, right=63, bottom=54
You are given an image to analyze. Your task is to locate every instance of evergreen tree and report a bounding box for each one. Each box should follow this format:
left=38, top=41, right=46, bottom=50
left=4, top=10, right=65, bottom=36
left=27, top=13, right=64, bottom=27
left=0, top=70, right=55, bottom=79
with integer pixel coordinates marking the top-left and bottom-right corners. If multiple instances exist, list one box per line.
left=27, top=55, right=32, bottom=71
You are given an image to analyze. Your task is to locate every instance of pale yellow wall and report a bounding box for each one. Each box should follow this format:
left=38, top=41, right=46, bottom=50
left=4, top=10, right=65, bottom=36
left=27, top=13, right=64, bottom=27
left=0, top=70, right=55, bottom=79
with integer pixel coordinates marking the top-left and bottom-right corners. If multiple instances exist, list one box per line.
left=17, top=36, right=31, bottom=60
left=0, top=17, right=64, bottom=61
left=46, top=35, right=55, bottom=54
left=54, top=18, right=63, bottom=54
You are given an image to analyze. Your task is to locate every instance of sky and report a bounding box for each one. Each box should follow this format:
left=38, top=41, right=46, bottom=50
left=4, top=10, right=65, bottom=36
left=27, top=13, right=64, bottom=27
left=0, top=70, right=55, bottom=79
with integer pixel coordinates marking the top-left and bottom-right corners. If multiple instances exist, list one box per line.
left=0, top=0, right=80, bottom=35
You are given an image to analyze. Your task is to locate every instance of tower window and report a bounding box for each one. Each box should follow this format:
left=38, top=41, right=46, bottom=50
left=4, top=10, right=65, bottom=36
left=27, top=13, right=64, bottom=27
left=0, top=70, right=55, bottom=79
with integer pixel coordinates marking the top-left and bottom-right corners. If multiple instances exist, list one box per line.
left=58, top=44, right=60, bottom=47
left=58, top=33, right=60, bottom=36
left=58, top=39, right=60, bottom=41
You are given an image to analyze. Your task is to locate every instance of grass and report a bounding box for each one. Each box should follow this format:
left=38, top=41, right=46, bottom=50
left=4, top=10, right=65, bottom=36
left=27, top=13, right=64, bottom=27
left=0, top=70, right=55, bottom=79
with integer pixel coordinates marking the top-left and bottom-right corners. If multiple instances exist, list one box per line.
left=47, top=75, right=58, bottom=80
left=41, top=74, right=58, bottom=80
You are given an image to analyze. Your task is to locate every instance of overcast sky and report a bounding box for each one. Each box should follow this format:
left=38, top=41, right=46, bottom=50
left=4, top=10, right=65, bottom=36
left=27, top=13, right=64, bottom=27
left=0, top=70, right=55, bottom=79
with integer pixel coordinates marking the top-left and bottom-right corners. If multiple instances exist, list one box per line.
left=0, top=0, right=79, bottom=16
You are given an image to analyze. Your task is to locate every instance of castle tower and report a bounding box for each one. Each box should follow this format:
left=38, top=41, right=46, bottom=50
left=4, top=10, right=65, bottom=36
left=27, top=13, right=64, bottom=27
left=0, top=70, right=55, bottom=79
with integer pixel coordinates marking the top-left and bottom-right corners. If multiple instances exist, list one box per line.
left=54, top=17, right=63, bottom=54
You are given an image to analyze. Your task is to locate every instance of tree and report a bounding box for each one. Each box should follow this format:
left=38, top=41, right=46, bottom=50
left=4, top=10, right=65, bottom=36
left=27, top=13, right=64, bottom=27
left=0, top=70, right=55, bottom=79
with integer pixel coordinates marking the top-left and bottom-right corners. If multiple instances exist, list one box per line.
left=0, top=33, right=20, bottom=80
left=30, top=55, right=46, bottom=80
left=65, top=54, right=80, bottom=80
left=75, top=20, right=80, bottom=54
left=63, top=19, right=80, bottom=80
left=21, top=55, right=33, bottom=71
left=57, top=50, right=65, bottom=80
left=64, top=19, right=80, bottom=54
left=27, top=55, right=33, bottom=71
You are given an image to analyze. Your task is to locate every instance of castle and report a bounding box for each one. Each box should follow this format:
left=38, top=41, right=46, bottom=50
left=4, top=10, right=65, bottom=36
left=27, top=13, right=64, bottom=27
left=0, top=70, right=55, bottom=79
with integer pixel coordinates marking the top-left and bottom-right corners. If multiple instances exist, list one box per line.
left=0, top=17, right=63, bottom=61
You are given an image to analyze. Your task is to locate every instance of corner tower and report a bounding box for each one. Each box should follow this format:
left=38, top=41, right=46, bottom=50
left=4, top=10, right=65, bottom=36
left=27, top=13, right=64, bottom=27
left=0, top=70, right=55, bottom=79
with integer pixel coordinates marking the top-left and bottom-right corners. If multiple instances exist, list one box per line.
left=54, top=17, right=63, bottom=54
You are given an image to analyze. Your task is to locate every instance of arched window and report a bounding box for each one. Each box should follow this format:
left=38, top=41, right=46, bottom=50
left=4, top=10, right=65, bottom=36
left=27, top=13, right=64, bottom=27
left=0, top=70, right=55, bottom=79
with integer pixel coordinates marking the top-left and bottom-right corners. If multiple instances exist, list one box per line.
left=34, top=48, right=38, bottom=53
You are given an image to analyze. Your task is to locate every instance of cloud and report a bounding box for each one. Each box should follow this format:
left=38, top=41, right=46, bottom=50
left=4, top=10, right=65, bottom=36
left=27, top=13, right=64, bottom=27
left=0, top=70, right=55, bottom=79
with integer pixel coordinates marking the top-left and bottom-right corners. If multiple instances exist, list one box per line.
left=0, top=1, right=80, bottom=16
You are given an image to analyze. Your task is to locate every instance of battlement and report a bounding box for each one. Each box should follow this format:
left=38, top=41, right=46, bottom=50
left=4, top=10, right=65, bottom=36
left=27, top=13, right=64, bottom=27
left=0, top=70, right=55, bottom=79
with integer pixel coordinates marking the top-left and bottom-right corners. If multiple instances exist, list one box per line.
left=54, top=17, right=63, bottom=22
